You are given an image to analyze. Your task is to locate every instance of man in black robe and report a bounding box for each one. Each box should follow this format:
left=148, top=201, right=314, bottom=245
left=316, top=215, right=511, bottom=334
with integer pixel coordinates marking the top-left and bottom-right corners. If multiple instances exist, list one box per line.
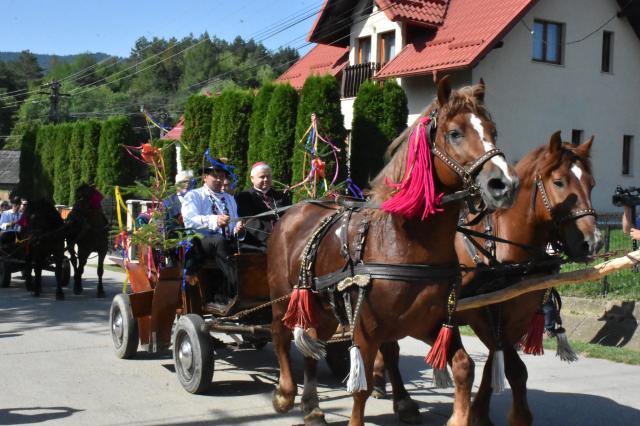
left=236, top=162, right=290, bottom=252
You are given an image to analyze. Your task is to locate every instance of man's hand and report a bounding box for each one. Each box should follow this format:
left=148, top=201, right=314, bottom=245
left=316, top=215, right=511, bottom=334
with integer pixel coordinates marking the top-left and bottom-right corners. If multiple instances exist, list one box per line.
left=234, top=220, right=244, bottom=234
left=631, top=228, right=640, bottom=240
left=217, top=214, right=230, bottom=227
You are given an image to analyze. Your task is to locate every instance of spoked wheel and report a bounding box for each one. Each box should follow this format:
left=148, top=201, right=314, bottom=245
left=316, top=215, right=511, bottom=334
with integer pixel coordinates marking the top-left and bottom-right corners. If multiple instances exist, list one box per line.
left=326, top=340, right=351, bottom=381
left=173, top=314, right=214, bottom=394
left=60, top=258, right=71, bottom=288
left=0, top=261, right=11, bottom=288
left=109, top=293, right=139, bottom=359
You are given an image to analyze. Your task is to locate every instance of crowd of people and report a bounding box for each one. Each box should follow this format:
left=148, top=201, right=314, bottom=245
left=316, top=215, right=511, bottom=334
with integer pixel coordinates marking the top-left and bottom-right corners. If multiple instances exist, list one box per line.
left=0, top=197, right=28, bottom=232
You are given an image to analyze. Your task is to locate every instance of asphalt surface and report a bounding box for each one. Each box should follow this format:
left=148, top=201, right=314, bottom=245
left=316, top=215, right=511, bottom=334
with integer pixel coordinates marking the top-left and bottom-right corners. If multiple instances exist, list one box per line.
left=1, top=266, right=639, bottom=426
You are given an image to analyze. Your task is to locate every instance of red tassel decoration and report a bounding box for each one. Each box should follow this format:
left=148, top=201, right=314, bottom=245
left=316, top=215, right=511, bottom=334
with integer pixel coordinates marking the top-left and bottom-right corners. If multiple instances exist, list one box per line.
left=282, top=287, right=321, bottom=330
left=382, top=116, right=443, bottom=220
left=425, top=324, right=453, bottom=369
left=521, top=311, right=545, bottom=355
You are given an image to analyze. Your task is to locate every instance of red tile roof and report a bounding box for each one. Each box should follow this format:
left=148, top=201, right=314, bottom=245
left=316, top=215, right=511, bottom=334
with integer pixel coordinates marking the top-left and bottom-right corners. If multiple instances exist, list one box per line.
left=161, top=117, right=184, bottom=140
left=275, top=44, right=349, bottom=90
left=377, top=0, right=449, bottom=27
left=376, top=0, right=536, bottom=78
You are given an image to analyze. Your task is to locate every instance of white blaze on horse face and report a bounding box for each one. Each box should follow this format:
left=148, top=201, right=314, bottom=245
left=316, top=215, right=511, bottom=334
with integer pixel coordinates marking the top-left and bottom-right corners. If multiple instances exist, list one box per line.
left=469, top=114, right=513, bottom=182
left=571, top=163, right=583, bottom=181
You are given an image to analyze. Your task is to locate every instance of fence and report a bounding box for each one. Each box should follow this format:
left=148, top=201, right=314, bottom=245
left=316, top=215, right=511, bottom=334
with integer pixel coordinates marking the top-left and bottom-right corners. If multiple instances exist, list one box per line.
left=341, top=62, right=380, bottom=98
left=561, top=214, right=639, bottom=299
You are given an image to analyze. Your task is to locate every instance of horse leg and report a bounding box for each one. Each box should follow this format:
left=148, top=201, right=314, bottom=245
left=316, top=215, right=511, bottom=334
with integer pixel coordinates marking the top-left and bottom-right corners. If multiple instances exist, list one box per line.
left=271, top=317, right=297, bottom=414
left=74, top=250, right=87, bottom=295
left=24, top=261, right=33, bottom=292
left=379, top=341, right=421, bottom=424
left=32, top=261, right=40, bottom=297
left=447, top=329, right=474, bottom=426
left=301, top=356, right=326, bottom=426
left=54, top=254, right=64, bottom=300
left=96, top=250, right=106, bottom=298
left=372, top=350, right=387, bottom=399
left=470, top=351, right=495, bottom=426
left=504, top=345, right=532, bottom=426
left=349, top=338, right=378, bottom=426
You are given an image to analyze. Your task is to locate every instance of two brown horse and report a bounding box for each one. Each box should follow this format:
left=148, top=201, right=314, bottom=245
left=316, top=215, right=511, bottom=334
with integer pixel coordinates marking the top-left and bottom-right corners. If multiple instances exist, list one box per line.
left=267, top=77, right=519, bottom=426
left=372, top=132, right=600, bottom=425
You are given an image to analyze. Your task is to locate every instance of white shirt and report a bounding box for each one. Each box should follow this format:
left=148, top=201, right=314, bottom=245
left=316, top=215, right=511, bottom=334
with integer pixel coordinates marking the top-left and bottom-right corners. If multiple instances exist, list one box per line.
left=181, top=185, right=240, bottom=236
left=0, top=210, right=20, bottom=231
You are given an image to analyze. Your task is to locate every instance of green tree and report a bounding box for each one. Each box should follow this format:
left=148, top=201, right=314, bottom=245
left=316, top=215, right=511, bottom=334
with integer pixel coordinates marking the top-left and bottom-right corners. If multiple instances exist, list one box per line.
left=291, top=75, right=345, bottom=188
left=350, top=81, right=386, bottom=186
left=53, top=123, right=73, bottom=204
left=80, top=119, right=101, bottom=185
left=35, top=125, right=56, bottom=198
left=181, top=94, right=215, bottom=171
left=381, top=80, right=408, bottom=141
left=246, top=83, right=275, bottom=185
left=96, top=116, right=134, bottom=195
left=17, top=124, right=38, bottom=198
left=68, top=122, right=85, bottom=204
left=262, top=83, right=298, bottom=185
left=151, top=138, right=177, bottom=184
left=210, top=89, right=253, bottom=186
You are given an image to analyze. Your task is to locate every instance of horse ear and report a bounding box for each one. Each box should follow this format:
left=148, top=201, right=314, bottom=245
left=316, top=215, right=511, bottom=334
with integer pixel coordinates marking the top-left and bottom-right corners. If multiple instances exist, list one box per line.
left=437, top=75, right=452, bottom=105
left=474, top=78, right=486, bottom=102
left=549, top=130, right=562, bottom=154
left=576, top=135, right=594, bottom=157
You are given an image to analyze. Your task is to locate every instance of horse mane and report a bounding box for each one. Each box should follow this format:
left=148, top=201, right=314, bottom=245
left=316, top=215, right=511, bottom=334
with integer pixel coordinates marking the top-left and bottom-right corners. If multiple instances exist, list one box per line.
left=25, top=198, right=63, bottom=230
left=516, top=141, right=593, bottom=186
left=369, top=84, right=491, bottom=204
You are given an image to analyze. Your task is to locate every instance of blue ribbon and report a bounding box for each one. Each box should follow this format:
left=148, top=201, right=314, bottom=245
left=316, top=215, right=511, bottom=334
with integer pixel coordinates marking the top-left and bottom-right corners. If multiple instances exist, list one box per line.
left=175, top=240, right=193, bottom=290
left=346, top=178, right=365, bottom=200
left=305, top=127, right=316, bottom=155
left=204, top=148, right=238, bottom=189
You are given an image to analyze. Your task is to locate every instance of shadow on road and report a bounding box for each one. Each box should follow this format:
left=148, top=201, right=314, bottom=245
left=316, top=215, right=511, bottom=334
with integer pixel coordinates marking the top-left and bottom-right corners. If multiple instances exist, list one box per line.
left=0, top=406, right=83, bottom=425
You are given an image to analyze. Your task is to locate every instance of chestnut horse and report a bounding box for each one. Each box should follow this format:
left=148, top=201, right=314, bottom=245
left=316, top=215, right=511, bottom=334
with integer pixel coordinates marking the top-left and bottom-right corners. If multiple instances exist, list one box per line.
left=66, top=184, right=109, bottom=298
left=372, top=132, right=600, bottom=425
left=267, top=77, right=519, bottom=426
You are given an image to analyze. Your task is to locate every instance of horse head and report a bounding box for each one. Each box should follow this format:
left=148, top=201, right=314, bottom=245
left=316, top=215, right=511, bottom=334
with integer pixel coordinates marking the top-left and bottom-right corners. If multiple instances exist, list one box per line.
left=24, top=199, right=63, bottom=233
left=73, top=183, right=95, bottom=210
left=373, top=76, right=519, bottom=219
left=522, top=131, right=601, bottom=259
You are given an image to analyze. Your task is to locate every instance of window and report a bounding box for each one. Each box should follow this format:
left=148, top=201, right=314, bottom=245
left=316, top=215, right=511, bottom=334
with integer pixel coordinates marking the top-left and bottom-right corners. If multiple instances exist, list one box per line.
left=602, top=31, right=613, bottom=73
left=571, top=129, right=583, bottom=145
left=378, top=31, right=396, bottom=66
left=357, top=37, right=371, bottom=64
left=533, top=20, right=563, bottom=64
left=623, top=135, right=633, bottom=175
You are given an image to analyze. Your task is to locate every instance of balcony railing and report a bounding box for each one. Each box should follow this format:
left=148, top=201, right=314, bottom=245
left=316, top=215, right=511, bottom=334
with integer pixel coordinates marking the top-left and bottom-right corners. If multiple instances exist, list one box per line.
left=341, top=62, right=380, bottom=98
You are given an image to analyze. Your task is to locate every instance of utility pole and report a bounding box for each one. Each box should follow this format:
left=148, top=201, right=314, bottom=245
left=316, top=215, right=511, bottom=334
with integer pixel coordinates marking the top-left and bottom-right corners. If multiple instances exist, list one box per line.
left=39, top=81, right=70, bottom=123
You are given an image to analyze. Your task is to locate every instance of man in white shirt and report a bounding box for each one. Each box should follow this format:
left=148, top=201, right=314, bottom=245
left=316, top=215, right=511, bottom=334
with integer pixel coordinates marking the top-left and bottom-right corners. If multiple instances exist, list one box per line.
left=182, top=162, right=244, bottom=303
left=0, top=198, right=21, bottom=232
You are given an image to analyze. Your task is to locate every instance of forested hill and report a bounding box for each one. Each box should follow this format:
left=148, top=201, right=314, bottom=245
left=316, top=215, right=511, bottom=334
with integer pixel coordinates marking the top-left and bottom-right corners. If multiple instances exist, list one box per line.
left=0, top=51, right=112, bottom=72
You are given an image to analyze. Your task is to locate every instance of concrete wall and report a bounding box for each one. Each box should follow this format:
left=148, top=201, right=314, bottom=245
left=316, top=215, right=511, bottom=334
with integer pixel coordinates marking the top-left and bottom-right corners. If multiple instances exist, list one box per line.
left=472, top=0, right=640, bottom=212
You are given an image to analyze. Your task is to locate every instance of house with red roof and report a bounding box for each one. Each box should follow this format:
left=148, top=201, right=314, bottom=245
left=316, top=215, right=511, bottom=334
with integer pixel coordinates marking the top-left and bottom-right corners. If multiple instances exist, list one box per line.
left=277, top=0, right=640, bottom=211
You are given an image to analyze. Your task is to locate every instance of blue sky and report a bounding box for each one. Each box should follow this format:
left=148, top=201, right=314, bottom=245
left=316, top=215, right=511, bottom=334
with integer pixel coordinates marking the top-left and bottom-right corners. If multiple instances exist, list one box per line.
left=2, top=0, right=320, bottom=57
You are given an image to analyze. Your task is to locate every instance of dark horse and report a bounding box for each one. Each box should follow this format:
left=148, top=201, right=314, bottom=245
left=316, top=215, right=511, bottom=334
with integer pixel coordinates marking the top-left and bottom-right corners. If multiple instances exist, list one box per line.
left=372, top=132, right=600, bottom=425
left=267, top=77, right=519, bottom=426
left=66, top=184, right=109, bottom=298
left=22, top=199, right=68, bottom=299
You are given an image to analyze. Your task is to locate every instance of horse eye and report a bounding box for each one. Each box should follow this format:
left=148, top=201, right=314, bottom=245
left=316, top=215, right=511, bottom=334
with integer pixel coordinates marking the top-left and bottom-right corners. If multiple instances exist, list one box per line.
left=448, top=130, right=463, bottom=143
left=553, top=180, right=564, bottom=188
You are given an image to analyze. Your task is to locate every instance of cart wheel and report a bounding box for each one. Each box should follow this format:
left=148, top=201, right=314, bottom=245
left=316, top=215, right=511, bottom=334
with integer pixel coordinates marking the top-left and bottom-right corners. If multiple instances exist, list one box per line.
left=326, top=340, right=351, bottom=381
left=242, top=335, right=269, bottom=350
left=60, top=258, right=71, bottom=287
left=173, top=314, right=214, bottom=394
left=0, top=261, right=11, bottom=288
left=110, top=293, right=139, bottom=359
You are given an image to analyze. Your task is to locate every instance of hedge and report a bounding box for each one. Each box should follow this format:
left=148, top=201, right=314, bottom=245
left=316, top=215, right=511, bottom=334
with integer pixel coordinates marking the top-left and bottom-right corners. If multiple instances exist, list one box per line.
left=35, top=124, right=56, bottom=199
left=68, top=121, right=85, bottom=204
left=181, top=94, right=215, bottom=172
left=381, top=80, right=408, bottom=142
left=80, top=119, right=101, bottom=186
left=17, top=124, right=38, bottom=199
left=53, top=123, right=74, bottom=204
left=261, top=83, right=298, bottom=185
left=95, top=116, right=135, bottom=195
left=246, top=83, right=275, bottom=185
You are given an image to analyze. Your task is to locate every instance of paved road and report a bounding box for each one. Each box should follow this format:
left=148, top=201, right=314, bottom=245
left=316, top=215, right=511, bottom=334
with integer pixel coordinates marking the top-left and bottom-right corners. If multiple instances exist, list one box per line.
left=1, top=266, right=639, bottom=426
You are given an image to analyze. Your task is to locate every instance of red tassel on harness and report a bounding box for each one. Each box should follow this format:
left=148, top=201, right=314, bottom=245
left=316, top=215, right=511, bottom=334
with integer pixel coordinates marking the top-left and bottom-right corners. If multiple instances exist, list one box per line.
left=521, top=311, right=545, bottom=355
left=425, top=324, right=453, bottom=369
left=382, top=116, right=443, bottom=220
left=282, top=287, right=321, bottom=330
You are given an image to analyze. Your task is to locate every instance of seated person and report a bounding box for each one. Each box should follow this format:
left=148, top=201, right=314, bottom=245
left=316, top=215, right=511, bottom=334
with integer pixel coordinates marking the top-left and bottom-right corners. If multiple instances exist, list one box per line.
left=163, top=169, right=194, bottom=234
left=622, top=205, right=640, bottom=240
left=181, top=161, right=244, bottom=304
left=0, top=197, right=22, bottom=232
left=235, top=162, right=290, bottom=252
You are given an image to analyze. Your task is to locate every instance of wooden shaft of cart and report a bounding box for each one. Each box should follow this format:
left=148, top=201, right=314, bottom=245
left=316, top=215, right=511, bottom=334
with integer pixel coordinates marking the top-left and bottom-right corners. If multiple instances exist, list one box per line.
left=456, top=249, right=640, bottom=311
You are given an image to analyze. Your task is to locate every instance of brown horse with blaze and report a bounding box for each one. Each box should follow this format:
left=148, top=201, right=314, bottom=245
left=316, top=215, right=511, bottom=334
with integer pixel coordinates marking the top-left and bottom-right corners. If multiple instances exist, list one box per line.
left=267, top=77, right=519, bottom=426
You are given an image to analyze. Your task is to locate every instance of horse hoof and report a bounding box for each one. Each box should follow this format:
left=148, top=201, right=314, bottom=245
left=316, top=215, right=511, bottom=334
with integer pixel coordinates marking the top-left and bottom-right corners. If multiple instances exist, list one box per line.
left=73, top=285, right=83, bottom=295
left=272, top=387, right=295, bottom=414
left=304, top=408, right=327, bottom=426
left=56, top=291, right=65, bottom=300
left=32, top=291, right=40, bottom=298
left=470, top=417, right=494, bottom=426
left=371, top=385, right=387, bottom=399
left=394, top=397, right=421, bottom=424
left=97, top=288, right=105, bottom=298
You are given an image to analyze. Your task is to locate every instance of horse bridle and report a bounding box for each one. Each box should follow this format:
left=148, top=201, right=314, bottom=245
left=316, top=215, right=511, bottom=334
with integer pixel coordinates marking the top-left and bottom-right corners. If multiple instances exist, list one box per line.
left=426, top=109, right=505, bottom=211
left=534, top=174, right=596, bottom=224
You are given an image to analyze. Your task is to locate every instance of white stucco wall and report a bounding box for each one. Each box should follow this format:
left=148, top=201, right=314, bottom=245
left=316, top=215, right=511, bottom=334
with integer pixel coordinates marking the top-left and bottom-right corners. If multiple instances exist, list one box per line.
left=349, top=0, right=404, bottom=66
left=472, top=0, right=640, bottom=212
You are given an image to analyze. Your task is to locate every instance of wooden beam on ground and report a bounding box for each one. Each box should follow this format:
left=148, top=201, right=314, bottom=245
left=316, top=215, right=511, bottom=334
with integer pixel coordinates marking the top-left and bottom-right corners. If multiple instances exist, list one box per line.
left=456, top=250, right=640, bottom=312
